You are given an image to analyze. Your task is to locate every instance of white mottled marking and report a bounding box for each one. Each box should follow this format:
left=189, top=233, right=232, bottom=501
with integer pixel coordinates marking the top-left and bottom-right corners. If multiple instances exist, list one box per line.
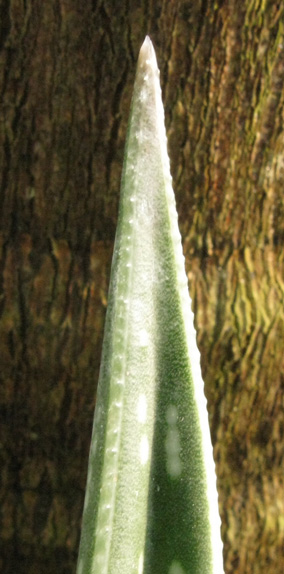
left=138, top=328, right=149, bottom=347
left=137, top=394, right=147, bottom=423
left=138, top=552, right=144, bottom=574
left=165, top=405, right=182, bottom=478
left=116, top=378, right=124, bottom=386
left=168, top=560, right=185, bottom=574
left=166, top=405, right=178, bottom=425
left=139, top=435, right=149, bottom=465
left=140, top=88, right=147, bottom=102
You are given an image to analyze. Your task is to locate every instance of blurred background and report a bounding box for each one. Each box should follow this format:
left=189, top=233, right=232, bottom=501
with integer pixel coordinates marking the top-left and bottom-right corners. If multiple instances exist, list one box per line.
left=0, top=1, right=284, bottom=572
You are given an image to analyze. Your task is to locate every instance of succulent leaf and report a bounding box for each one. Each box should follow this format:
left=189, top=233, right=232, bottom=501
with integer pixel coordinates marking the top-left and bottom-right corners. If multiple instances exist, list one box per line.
left=77, top=36, right=224, bottom=574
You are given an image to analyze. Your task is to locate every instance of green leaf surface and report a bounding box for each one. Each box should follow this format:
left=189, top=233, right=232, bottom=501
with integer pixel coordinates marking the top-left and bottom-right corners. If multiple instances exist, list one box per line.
left=77, top=36, right=223, bottom=574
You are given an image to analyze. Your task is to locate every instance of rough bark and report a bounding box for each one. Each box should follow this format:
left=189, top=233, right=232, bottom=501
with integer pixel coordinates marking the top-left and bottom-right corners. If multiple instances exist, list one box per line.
left=0, top=1, right=283, bottom=573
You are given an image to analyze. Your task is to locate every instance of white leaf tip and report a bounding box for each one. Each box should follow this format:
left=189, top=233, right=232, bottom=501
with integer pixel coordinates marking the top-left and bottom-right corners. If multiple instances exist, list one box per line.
left=138, top=35, right=157, bottom=70
left=141, top=35, right=153, bottom=54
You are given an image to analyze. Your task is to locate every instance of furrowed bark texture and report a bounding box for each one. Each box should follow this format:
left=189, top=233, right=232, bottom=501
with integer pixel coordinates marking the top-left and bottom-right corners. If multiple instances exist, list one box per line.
left=0, top=1, right=283, bottom=573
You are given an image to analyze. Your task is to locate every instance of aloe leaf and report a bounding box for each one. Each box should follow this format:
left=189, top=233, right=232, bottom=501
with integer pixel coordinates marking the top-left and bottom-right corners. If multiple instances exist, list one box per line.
left=77, top=36, right=224, bottom=574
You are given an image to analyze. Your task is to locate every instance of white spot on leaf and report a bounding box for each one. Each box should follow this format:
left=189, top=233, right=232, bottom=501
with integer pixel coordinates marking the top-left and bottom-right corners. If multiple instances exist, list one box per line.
left=139, top=435, right=149, bottom=465
left=137, top=394, right=147, bottom=423
left=166, top=405, right=178, bottom=425
left=116, top=379, right=124, bottom=386
left=165, top=405, right=182, bottom=478
left=138, top=328, right=149, bottom=347
left=169, top=560, right=185, bottom=574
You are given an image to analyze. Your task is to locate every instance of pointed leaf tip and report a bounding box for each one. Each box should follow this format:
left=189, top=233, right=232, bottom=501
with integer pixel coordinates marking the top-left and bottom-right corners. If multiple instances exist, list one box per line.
left=138, top=35, right=157, bottom=69
left=141, top=35, right=152, bottom=52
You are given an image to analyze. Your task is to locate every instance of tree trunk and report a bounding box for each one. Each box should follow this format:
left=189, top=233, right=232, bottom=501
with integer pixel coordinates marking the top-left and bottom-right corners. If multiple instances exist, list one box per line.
left=0, top=1, right=283, bottom=573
